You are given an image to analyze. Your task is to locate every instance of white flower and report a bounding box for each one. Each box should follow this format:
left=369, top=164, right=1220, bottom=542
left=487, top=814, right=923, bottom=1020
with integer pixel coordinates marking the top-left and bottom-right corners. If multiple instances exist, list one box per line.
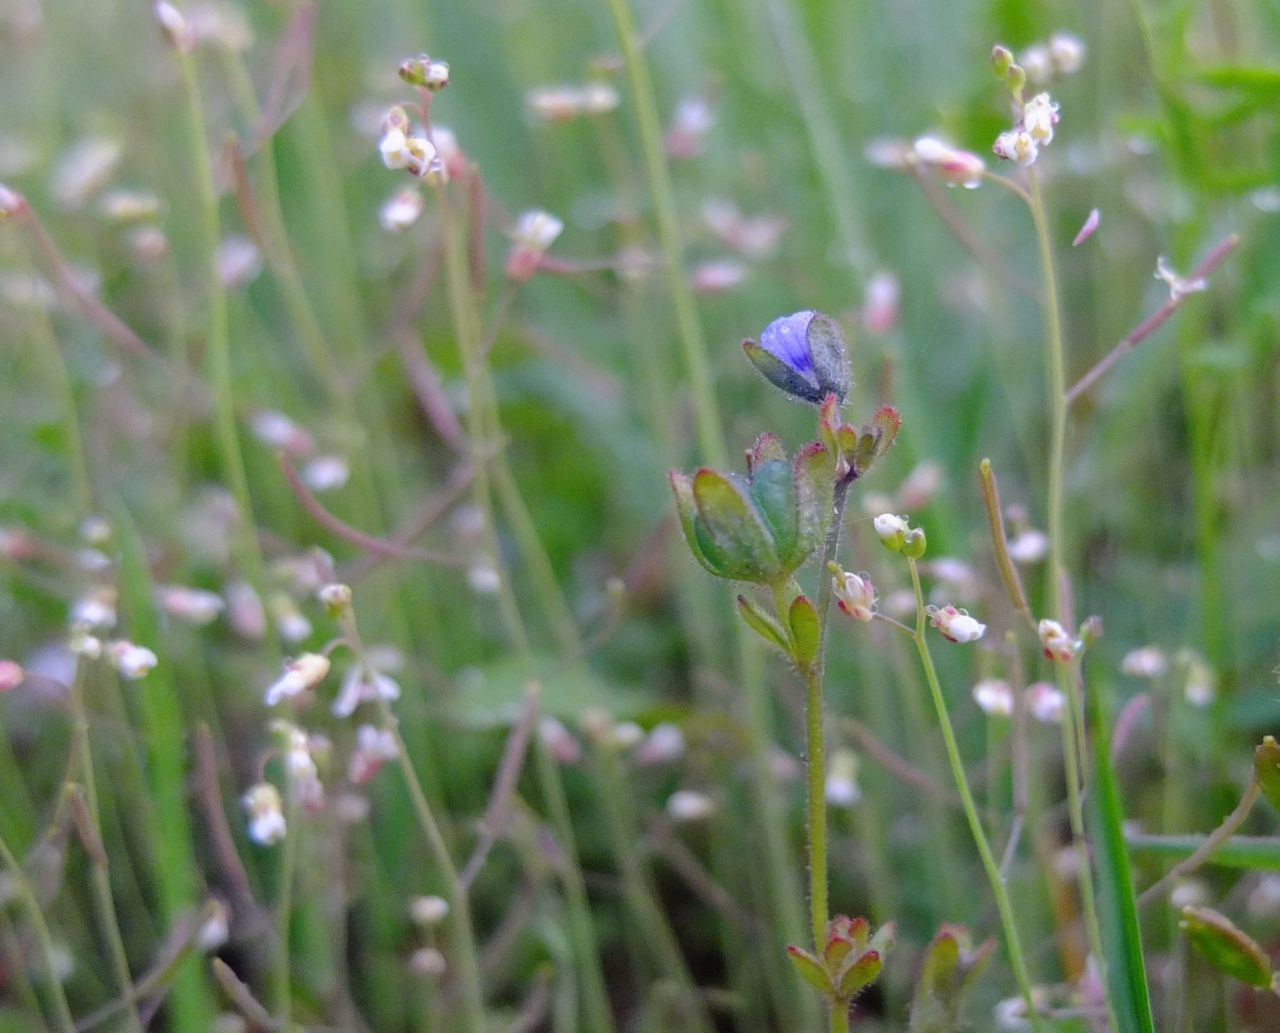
left=1120, top=646, right=1167, bottom=679
left=635, top=722, right=685, bottom=765
left=422, top=59, right=450, bottom=90
left=873, top=513, right=909, bottom=550
left=250, top=410, right=312, bottom=455
left=274, top=721, right=325, bottom=807
left=1038, top=619, right=1078, bottom=663
left=157, top=584, right=225, bottom=625
left=332, top=664, right=400, bottom=718
left=243, top=783, right=286, bottom=845
left=196, top=899, right=231, bottom=952
left=512, top=209, right=564, bottom=252
left=1007, top=529, right=1048, bottom=564
left=824, top=749, right=861, bottom=808
left=1179, top=650, right=1216, bottom=707
left=1154, top=255, right=1207, bottom=301
left=154, top=2, right=196, bottom=53
left=380, top=127, right=413, bottom=170
left=269, top=594, right=312, bottom=644
left=349, top=724, right=398, bottom=784
left=302, top=455, right=350, bottom=492
left=410, top=895, right=450, bottom=927
left=832, top=569, right=876, bottom=622
left=1049, top=33, right=1086, bottom=75
left=410, top=947, right=447, bottom=977
left=539, top=716, right=581, bottom=763
left=666, top=789, right=716, bottom=823
left=580, top=81, right=620, bottom=115
left=927, top=605, right=986, bottom=644
left=972, top=678, right=1014, bottom=717
left=1025, top=681, right=1065, bottom=723
left=379, top=188, right=424, bottom=233
left=1019, top=44, right=1052, bottom=84
left=71, top=589, right=117, bottom=630
left=264, top=653, right=331, bottom=706
left=1021, top=93, right=1059, bottom=144
left=317, top=582, right=352, bottom=612
left=993, top=129, right=1039, bottom=167
left=110, top=641, right=158, bottom=680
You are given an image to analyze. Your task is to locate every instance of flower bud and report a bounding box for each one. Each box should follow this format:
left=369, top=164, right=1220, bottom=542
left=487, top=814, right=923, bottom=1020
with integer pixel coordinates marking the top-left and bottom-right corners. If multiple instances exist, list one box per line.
left=991, top=45, right=1014, bottom=77
left=993, top=129, right=1039, bottom=167
left=912, top=137, right=985, bottom=189
left=1025, top=681, right=1065, bottom=723
left=873, top=513, right=908, bottom=552
left=410, top=895, right=450, bottom=927
left=317, top=582, right=352, bottom=617
left=0, top=660, right=23, bottom=692
left=1049, top=33, right=1086, bottom=76
left=902, top=527, right=928, bottom=559
left=666, top=789, right=716, bottom=823
left=505, top=209, right=564, bottom=282
left=972, top=678, right=1014, bottom=717
left=398, top=54, right=450, bottom=91
left=742, top=311, right=851, bottom=405
left=155, top=1, right=196, bottom=54
left=264, top=653, right=331, bottom=707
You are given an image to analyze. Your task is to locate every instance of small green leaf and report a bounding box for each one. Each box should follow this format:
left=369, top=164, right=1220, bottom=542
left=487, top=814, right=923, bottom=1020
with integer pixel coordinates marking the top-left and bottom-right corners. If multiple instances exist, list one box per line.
left=1253, top=736, right=1280, bottom=811
left=786, top=945, right=834, bottom=995
left=1181, top=906, right=1273, bottom=988
left=791, top=442, right=835, bottom=563
left=736, top=595, right=790, bottom=655
left=750, top=459, right=799, bottom=563
left=835, top=950, right=881, bottom=999
left=788, top=594, right=821, bottom=668
left=691, top=468, right=778, bottom=582
left=747, top=432, right=788, bottom=470
left=670, top=469, right=726, bottom=578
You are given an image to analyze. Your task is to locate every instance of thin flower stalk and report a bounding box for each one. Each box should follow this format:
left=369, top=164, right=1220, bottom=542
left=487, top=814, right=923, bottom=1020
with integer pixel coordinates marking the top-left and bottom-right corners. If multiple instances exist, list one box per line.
left=1026, top=166, right=1112, bottom=1011
left=69, top=664, right=145, bottom=1033
left=906, top=557, right=1044, bottom=1032
left=603, top=3, right=815, bottom=1021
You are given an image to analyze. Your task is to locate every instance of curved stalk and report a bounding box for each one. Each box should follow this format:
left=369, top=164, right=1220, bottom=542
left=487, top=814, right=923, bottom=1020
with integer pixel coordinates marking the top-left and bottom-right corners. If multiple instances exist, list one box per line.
left=907, top=558, right=1044, bottom=1031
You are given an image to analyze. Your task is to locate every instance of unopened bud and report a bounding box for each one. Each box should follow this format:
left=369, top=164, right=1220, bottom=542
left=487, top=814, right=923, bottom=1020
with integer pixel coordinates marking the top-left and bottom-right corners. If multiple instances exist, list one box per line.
left=991, top=45, right=1014, bottom=77
left=873, top=513, right=909, bottom=552
left=155, top=1, right=196, bottom=54
left=902, top=527, right=928, bottom=559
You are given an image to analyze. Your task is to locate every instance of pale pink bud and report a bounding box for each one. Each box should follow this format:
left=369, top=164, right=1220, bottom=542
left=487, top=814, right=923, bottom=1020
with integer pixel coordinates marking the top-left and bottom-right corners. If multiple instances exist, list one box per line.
left=0, top=660, right=23, bottom=692
left=410, top=895, right=450, bottom=926
left=1120, top=646, right=1167, bottom=679
left=912, top=136, right=985, bottom=189
left=972, top=678, right=1014, bottom=717
left=666, top=95, right=715, bottom=159
left=158, top=584, right=225, bottom=625
left=691, top=259, right=747, bottom=293
left=1049, top=33, right=1086, bottom=76
left=1072, top=208, right=1100, bottom=246
left=1025, top=681, right=1065, bottom=723
left=635, top=722, right=685, bottom=765
left=250, top=409, right=312, bottom=456
left=538, top=716, right=581, bottom=764
left=348, top=724, right=397, bottom=784
left=861, top=271, right=900, bottom=335
left=1007, top=528, right=1049, bottom=564
left=505, top=209, right=563, bottom=281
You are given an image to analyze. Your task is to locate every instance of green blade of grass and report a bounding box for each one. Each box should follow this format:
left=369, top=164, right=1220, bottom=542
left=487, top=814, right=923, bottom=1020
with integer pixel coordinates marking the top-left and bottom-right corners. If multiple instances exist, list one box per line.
left=1125, top=834, right=1280, bottom=872
left=1087, top=680, right=1156, bottom=1033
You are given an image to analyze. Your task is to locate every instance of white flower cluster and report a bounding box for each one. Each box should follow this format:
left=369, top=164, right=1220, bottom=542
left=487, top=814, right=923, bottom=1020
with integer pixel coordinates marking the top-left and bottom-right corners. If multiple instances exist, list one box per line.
left=993, top=93, right=1059, bottom=168
left=378, top=107, right=445, bottom=182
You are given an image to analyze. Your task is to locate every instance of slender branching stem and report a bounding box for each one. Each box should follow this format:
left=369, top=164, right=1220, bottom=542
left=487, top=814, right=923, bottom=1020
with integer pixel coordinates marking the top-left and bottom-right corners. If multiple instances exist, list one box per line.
left=69, top=665, right=144, bottom=1033
left=907, top=558, right=1044, bottom=1031
left=1025, top=167, right=1113, bottom=1011
left=0, top=832, right=76, bottom=1033
left=174, top=49, right=269, bottom=602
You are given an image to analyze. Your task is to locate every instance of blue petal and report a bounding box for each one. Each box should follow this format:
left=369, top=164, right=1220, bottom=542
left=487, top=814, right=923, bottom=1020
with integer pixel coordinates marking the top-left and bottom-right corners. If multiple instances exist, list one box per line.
left=760, top=311, right=816, bottom=378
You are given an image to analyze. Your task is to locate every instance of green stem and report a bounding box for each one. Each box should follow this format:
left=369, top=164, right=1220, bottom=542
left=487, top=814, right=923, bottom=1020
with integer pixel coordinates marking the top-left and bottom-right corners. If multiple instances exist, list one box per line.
left=1026, top=168, right=1113, bottom=1011
left=604, top=0, right=723, bottom=468
left=69, top=666, right=144, bottom=1033
left=275, top=788, right=299, bottom=1028
left=174, top=48, right=268, bottom=598
left=907, top=559, right=1044, bottom=1031
left=0, top=833, right=77, bottom=1032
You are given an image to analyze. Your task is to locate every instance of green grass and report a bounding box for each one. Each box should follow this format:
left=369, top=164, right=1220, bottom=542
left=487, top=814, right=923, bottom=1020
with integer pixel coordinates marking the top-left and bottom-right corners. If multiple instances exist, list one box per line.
left=1, top=0, right=1279, bottom=1029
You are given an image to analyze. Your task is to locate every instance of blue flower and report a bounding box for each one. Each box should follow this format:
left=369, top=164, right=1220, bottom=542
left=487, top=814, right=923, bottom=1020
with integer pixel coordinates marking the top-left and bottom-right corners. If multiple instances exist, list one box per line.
left=742, top=310, right=850, bottom=404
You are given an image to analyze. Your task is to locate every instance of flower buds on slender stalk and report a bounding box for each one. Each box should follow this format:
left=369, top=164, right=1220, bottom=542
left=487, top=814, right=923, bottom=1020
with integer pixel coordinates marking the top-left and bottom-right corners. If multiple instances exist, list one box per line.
left=670, top=433, right=834, bottom=585
left=786, top=915, right=893, bottom=1012
left=742, top=311, right=851, bottom=405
